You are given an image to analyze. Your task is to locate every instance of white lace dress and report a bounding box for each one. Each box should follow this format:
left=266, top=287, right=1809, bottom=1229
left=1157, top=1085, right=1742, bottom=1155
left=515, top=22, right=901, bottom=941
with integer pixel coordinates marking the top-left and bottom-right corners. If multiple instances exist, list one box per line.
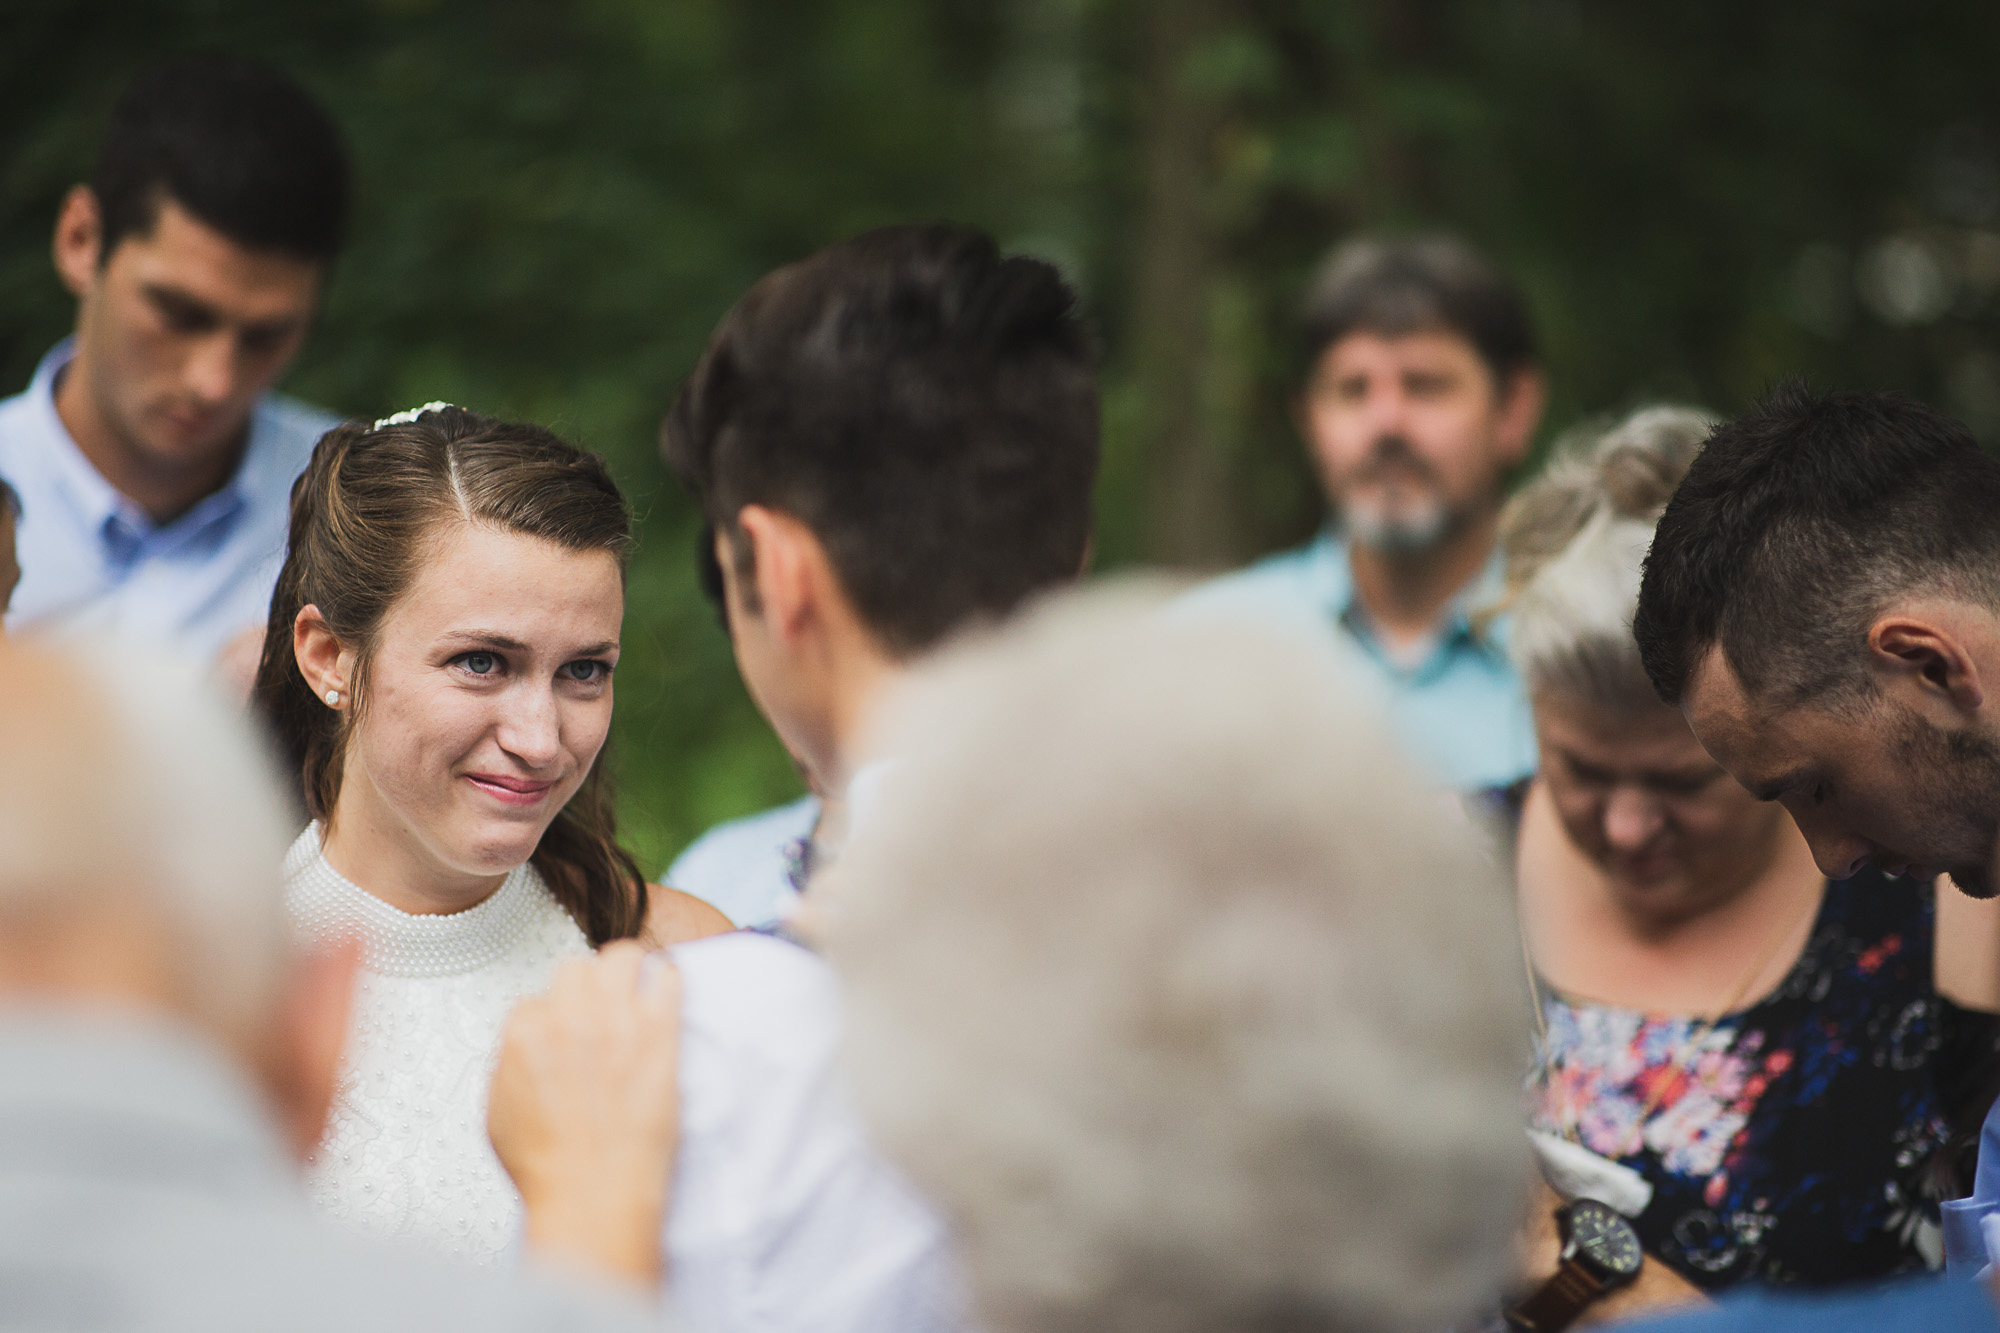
left=283, top=824, right=591, bottom=1265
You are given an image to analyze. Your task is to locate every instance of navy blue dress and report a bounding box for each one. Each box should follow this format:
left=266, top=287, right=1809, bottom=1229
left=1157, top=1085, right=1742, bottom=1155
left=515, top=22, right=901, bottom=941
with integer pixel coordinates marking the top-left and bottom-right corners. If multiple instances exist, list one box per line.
left=1529, top=868, right=2000, bottom=1290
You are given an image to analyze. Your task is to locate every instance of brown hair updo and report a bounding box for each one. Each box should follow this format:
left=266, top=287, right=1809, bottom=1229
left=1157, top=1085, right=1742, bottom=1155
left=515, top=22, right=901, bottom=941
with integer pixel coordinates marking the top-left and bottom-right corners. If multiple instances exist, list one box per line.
left=252, top=405, right=647, bottom=945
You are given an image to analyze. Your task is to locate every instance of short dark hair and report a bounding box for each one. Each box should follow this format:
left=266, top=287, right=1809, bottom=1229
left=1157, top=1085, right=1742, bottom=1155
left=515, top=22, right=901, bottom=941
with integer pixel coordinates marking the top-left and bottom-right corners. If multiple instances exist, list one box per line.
left=1299, top=235, right=1536, bottom=384
left=1634, top=381, right=2000, bottom=708
left=92, top=52, right=350, bottom=263
left=661, top=224, right=1099, bottom=656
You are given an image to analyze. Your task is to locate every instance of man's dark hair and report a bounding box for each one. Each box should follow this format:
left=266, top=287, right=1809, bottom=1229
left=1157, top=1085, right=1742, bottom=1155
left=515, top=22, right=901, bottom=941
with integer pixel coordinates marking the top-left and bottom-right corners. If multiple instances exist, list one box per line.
left=1299, top=235, right=1536, bottom=385
left=92, top=52, right=350, bottom=263
left=1634, top=381, right=2000, bottom=709
left=662, top=224, right=1099, bottom=656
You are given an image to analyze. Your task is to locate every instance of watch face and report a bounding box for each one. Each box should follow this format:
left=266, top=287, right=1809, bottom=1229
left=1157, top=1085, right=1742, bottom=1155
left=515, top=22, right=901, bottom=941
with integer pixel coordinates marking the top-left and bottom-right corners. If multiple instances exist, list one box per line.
left=1566, top=1200, right=1644, bottom=1278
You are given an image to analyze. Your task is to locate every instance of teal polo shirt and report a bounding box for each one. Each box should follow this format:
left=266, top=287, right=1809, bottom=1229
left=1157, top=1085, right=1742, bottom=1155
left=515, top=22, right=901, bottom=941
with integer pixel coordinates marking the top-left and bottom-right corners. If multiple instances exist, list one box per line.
left=1181, top=529, right=1537, bottom=791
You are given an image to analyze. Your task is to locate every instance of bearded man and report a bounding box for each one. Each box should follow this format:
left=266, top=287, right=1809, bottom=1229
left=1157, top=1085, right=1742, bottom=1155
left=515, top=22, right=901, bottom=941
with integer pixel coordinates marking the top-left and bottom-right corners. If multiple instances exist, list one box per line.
left=1186, top=235, right=1546, bottom=790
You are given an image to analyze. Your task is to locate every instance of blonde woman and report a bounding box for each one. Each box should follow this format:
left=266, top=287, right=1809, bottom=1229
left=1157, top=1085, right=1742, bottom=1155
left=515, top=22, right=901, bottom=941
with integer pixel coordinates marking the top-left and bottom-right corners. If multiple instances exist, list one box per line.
left=1503, top=407, right=2000, bottom=1298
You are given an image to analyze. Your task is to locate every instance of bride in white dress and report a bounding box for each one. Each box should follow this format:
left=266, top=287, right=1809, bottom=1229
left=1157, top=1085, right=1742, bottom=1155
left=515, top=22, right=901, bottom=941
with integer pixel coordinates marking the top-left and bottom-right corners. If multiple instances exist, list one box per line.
left=251, top=404, right=729, bottom=1264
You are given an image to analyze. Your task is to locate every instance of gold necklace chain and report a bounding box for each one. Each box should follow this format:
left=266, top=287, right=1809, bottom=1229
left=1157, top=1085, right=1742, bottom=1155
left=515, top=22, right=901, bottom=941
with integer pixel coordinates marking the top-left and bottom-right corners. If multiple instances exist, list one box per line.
left=1525, top=891, right=1819, bottom=1157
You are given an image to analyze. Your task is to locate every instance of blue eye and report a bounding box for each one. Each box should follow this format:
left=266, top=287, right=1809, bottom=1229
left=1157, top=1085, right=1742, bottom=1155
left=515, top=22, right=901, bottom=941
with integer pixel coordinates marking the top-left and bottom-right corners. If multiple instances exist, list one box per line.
left=462, top=652, right=498, bottom=675
left=562, top=660, right=607, bottom=683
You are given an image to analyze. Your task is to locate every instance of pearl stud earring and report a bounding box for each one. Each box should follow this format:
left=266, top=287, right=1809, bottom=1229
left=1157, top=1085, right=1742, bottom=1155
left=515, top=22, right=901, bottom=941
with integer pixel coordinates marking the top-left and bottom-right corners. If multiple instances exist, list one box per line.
left=325, top=689, right=341, bottom=706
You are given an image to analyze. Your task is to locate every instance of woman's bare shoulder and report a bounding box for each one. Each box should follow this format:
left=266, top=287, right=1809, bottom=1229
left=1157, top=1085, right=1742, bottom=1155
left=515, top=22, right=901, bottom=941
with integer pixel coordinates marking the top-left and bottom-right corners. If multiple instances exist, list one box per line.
left=641, top=885, right=737, bottom=948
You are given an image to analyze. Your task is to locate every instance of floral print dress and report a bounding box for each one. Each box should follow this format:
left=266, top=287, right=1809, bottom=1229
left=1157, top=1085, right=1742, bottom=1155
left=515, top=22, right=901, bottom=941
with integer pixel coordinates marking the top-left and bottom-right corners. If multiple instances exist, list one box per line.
left=1529, top=867, right=2000, bottom=1291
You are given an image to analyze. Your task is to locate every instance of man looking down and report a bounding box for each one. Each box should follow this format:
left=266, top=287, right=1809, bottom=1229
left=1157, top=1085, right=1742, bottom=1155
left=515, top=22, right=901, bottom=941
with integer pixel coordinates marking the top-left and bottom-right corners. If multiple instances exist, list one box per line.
left=1634, top=386, right=2000, bottom=909
left=0, top=53, right=345, bottom=668
left=1632, top=382, right=2000, bottom=1291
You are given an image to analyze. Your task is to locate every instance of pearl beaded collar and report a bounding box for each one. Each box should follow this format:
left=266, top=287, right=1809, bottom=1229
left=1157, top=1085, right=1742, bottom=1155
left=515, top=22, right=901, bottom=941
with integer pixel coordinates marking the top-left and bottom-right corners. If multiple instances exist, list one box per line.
left=282, top=823, right=550, bottom=979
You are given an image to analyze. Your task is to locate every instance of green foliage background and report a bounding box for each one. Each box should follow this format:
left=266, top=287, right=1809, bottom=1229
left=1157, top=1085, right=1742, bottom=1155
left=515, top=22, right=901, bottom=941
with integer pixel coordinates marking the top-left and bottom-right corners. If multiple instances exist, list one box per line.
left=6, top=0, right=2000, bottom=873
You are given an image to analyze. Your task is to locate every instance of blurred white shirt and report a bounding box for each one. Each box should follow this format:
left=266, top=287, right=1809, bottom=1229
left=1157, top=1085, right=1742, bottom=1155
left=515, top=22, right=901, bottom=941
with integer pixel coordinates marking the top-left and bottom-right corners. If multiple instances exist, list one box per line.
left=666, top=930, right=963, bottom=1333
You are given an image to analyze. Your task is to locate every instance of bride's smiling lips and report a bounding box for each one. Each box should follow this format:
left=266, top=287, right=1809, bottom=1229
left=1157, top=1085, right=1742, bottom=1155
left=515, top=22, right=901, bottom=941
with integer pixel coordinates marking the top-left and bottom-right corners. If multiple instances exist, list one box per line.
left=461, top=771, right=556, bottom=807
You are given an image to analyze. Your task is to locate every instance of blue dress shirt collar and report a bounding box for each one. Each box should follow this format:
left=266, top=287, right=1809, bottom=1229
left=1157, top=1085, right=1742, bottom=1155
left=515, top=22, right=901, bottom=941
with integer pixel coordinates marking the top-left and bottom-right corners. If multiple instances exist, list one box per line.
left=1305, top=526, right=1511, bottom=684
left=27, top=340, right=254, bottom=572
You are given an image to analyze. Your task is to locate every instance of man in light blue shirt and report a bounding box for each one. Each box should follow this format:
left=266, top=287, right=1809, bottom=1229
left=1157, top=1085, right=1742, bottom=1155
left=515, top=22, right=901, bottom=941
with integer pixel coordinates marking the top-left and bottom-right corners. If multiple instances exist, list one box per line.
left=1185, top=235, right=1546, bottom=791
left=0, top=54, right=348, bottom=666
left=1185, top=526, right=1532, bottom=790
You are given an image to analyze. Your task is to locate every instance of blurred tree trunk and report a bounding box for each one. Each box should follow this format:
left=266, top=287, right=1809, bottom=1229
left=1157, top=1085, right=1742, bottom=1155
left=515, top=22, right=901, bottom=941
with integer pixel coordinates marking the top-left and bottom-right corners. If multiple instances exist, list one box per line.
left=1130, top=0, right=1237, bottom=567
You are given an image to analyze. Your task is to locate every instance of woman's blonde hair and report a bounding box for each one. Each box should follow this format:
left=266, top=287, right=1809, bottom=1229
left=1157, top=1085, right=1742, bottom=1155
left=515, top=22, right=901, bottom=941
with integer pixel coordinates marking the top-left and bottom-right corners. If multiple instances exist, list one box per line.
left=251, top=406, right=646, bottom=946
left=1498, top=405, right=1713, bottom=713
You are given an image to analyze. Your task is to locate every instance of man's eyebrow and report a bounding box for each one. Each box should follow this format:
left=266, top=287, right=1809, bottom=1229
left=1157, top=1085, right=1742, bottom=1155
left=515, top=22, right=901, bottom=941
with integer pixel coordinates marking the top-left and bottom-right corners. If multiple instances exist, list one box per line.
left=140, top=283, right=300, bottom=338
left=241, top=312, right=305, bottom=340
left=141, top=282, right=218, bottom=320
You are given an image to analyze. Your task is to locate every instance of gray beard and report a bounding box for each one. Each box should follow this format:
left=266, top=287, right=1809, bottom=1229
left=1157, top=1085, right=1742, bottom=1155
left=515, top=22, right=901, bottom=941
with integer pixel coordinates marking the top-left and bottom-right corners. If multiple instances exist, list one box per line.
left=1344, top=501, right=1454, bottom=557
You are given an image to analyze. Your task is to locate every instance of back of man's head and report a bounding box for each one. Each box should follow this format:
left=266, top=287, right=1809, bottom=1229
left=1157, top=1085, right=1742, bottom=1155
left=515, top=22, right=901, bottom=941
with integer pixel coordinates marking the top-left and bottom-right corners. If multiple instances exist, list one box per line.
left=661, top=224, right=1099, bottom=657
left=1634, top=382, right=2000, bottom=709
left=827, top=587, right=1528, bottom=1333
left=0, top=642, right=290, bottom=1036
left=1300, top=235, right=1535, bottom=384
left=93, top=51, right=350, bottom=263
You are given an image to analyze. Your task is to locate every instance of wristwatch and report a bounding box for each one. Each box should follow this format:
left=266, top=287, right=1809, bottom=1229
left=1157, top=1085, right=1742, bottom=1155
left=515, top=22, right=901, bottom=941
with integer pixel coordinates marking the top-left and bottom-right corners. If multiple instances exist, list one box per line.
left=1504, top=1198, right=1644, bottom=1332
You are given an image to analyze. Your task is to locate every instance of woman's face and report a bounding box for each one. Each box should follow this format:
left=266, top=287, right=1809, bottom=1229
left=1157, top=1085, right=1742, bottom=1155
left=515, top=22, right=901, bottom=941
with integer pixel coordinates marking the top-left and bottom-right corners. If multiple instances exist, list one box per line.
left=340, top=521, right=623, bottom=883
left=1534, top=689, right=1793, bottom=920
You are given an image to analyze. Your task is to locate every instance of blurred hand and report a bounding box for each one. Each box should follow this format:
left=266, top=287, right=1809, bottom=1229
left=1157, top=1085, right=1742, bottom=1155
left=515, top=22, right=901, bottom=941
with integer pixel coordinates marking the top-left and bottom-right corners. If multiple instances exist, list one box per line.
left=489, top=941, right=683, bottom=1289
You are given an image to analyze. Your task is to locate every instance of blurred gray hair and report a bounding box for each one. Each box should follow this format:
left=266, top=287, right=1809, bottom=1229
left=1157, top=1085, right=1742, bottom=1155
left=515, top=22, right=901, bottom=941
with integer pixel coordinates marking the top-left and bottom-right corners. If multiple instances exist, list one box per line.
left=0, top=641, right=291, bottom=1027
left=1498, top=406, right=1714, bottom=713
left=826, top=584, right=1530, bottom=1333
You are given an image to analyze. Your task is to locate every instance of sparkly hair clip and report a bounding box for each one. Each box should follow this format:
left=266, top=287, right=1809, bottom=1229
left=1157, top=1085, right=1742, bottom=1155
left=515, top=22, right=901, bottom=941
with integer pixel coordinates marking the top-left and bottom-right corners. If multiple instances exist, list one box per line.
left=371, top=401, right=456, bottom=431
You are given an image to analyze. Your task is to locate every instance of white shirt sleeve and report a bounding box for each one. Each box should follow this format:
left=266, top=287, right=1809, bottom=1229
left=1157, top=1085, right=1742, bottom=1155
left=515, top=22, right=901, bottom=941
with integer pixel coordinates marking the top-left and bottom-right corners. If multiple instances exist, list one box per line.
left=665, top=932, right=966, bottom=1333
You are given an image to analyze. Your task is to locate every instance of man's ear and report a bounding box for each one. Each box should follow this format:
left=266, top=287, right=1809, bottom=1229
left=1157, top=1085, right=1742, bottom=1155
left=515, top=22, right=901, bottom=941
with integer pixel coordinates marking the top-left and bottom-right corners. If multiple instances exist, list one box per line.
left=292, top=606, right=354, bottom=705
left=735, top=505, right=832, bottom=647
left=1869, top=613, right=1986, bottom=716
left=51, top=186, right=105, bottom=300
left=262, top=936, right=361, bottom=1161
left=1493, top=366, right=1547, bottom=468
